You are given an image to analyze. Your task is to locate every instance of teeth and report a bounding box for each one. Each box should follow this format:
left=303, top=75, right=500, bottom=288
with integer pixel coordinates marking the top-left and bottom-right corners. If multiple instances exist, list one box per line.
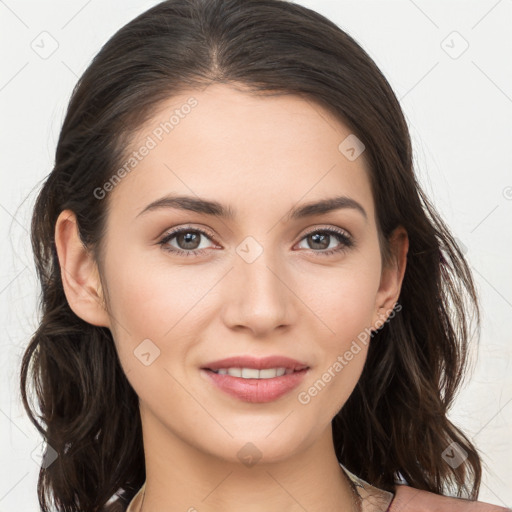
left=214, top=367, right=289, bottom=379
left=241, top=368, right=260, bottom=379
left=227, top=368, right=242, bottom=377
left=259, top=368, right=282, bottom=378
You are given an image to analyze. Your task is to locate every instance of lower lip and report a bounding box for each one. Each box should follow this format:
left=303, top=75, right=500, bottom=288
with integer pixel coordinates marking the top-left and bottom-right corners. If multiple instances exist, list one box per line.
left=201, top=368, right=309, bottom=403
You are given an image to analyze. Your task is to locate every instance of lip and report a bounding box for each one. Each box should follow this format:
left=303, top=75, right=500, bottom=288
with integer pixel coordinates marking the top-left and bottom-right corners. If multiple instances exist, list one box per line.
left=201, top=355, right=309, bottom=372
left=201, top=368, right=309, bottom=403
left=200, top=355, right=310, bottom=403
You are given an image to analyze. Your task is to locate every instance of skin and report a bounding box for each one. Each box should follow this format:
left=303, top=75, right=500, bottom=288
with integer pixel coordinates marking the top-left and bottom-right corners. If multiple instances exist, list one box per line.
left=55, top=83, right=408, bottom=512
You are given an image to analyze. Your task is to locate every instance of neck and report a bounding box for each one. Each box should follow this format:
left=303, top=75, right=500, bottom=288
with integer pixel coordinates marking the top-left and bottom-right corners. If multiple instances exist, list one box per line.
left=137, top=410, right=360, bottom=512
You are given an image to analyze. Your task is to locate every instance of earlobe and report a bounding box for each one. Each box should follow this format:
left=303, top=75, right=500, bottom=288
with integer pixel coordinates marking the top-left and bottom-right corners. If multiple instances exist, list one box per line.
left=54, top=209, right=110, bottom=328
left=372, top=226, right=409, bottom=329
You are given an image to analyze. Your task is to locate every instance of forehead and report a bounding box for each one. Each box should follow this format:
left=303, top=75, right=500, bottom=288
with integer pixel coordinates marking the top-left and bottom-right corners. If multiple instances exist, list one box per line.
left=108, top=83, right=375, bottom=224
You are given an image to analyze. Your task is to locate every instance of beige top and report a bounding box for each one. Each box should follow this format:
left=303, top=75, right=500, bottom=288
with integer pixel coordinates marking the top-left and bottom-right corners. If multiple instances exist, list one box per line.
left=125, top=464, right=395, bottom=512
left=124, top=466, right=511, bottom=512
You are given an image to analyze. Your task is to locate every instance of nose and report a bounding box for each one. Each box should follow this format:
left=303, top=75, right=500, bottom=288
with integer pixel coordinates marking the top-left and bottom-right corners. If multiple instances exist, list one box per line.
left=219, top=247, right=297, bottom=338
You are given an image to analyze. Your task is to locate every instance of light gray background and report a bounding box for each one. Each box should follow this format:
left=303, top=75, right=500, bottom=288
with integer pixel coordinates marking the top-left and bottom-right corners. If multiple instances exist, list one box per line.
left=1, top=0, right=511, bottom=509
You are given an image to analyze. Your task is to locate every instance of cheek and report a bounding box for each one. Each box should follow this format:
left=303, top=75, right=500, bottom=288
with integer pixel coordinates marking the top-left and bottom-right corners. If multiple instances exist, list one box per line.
left=104, top=247, right=192, bottom=335
left=102, top=249, right=222, bottom=379
left=296, top=258, right=381, bottom=338
left=100, top=248, right=178, bottom=369
left=293, top=262, right=379, bottom=415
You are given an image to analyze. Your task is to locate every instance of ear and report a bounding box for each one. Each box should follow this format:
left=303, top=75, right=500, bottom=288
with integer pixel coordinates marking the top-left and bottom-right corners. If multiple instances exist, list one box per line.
left=371, top=225, right=408, bottom=329
left=54, top=209, right=110, bottom=328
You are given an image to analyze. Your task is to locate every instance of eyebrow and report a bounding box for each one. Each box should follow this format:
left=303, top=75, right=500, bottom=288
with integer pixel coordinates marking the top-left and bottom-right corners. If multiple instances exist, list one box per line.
left=136, top=194, right=367, bottom=222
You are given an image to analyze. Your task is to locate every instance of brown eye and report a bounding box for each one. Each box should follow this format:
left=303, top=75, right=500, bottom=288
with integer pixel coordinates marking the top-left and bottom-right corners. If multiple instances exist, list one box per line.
left=174, top=231, right=202, bottom=250
left=296, top=228, right=353, bottom=256
left=159, top=227, right=216, bottom=257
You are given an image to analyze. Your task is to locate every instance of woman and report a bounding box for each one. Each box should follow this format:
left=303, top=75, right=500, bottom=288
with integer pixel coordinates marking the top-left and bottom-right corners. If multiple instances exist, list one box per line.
left=20, top=0, right=509, bottom=511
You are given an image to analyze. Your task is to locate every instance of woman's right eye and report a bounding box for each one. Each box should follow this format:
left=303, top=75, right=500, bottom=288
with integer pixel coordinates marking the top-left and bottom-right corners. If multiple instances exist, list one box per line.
left=158, top=227, right=217, bottom=257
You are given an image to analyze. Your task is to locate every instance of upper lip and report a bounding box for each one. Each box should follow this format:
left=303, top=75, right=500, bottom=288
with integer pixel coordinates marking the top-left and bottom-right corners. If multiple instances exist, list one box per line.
left=202, top=355, right=310, bottom=372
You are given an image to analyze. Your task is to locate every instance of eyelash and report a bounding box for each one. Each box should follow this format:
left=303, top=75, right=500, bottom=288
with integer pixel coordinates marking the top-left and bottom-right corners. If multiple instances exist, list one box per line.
left=158, top=225, right=354, bottom=258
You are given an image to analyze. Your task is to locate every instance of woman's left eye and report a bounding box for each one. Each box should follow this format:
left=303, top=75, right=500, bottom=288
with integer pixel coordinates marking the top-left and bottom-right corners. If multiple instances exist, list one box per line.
left=158, top=226, right=354, bottom=258
left=296, top=228, right=354, bottom=256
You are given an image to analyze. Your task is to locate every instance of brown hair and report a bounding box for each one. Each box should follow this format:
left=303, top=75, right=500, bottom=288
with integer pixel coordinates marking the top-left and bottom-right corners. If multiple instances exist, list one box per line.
left=20, top=0, right=482, bottom=510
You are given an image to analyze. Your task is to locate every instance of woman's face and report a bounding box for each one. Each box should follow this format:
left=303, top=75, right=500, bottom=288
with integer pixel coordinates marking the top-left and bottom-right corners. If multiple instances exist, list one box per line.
left=76, top=83, right=406, bottom=465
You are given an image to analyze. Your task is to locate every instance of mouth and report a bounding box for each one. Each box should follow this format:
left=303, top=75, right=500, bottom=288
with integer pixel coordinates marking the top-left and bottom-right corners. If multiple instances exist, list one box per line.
left=200, top=355, right=310, bottom=403
left=201, top=354, right=310, bottom=373
left=205, top=367, right=307, bottom=378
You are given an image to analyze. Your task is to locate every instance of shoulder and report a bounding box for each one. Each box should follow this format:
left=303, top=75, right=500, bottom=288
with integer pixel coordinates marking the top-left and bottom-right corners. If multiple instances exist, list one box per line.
left=390, top=484, right=511, bottom=512
left=339, top=464, right=509, bottom=512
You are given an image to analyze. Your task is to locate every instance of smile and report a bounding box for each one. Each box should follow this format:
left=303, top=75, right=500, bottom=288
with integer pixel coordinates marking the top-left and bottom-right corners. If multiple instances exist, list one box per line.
left=209, top=367, right=297, bottom=378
